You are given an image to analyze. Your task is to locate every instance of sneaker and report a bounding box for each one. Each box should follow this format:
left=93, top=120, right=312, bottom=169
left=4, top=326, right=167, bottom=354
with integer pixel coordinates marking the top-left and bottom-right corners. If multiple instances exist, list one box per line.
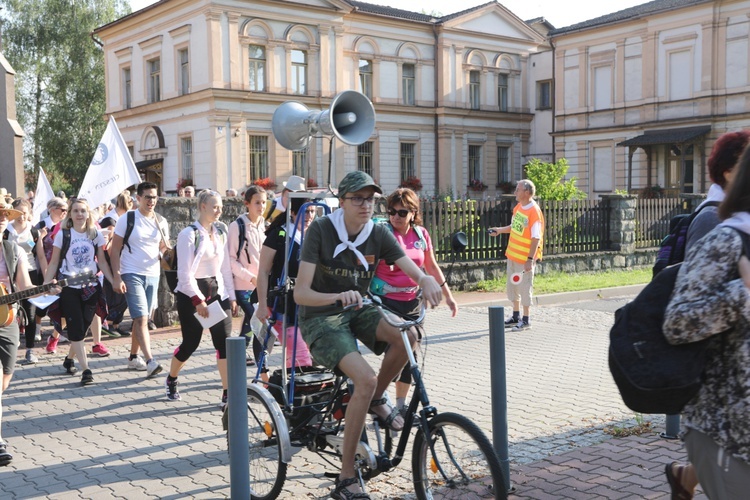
left=148, top=319, right=157, bottom=330
left=92, top=344, right=111, bottom=357
left=146, top=359, right=163, bottom=378
left=127, top=355, right=147, bottom=371
left=246, top=348, right=256, bottom=366
left=34, top=332, right=42, bottom=342
left=63, top=357, right=77, bottom=375
left=101, top=326, right=120, bottom=338
left=114, top=325, right=131, bottom=337
left=25, top=349, right=38, bottom=364
left=58, top=333, right=69, bottom=344
left=81, top=369, right=94, bottom=385
left=512, top=320, right=531, bottom=332
left=504, top=316, right=520, bottom=326
left=165, top=377, right=181, bottom=401
left=0, top=442, right=13, bottom=467
left=220, top=392, right=228, bottom=411
left=46, top=335, right=59, bottom=354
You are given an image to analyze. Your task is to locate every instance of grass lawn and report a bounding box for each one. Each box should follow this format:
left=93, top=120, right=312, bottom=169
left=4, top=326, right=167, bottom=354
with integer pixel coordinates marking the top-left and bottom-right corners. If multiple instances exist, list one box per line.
left=471, top=267, right=652, bottom=295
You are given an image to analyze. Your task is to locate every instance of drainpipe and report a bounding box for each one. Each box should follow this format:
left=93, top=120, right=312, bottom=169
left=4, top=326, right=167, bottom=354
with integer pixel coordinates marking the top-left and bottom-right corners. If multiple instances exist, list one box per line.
left=433, top=23, right=440, bottom=192
left=226, top=118, right=233, bottom=192
left=549, top=37, right=556, bottom=162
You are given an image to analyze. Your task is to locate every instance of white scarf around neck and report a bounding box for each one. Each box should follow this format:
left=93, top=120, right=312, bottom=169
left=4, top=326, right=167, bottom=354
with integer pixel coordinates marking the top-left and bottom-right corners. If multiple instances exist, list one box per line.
left=330, top=209, right=373, bottom=270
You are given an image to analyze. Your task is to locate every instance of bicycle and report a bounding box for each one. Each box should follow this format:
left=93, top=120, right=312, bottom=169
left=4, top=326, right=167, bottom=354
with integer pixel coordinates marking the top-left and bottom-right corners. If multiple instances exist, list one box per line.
left=226, top=291, right=507, bottom=500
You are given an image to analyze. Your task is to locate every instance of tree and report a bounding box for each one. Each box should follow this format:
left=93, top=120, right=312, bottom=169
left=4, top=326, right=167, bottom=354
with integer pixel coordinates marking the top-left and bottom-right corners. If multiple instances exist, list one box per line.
left=524, top=158, right=586, bottom=200
left=0, top=0, right=129, bottom=193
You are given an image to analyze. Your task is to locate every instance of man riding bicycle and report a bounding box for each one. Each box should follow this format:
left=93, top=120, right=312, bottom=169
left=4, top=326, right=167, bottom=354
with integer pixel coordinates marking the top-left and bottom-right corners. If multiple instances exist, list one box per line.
left=294, top=171, right=442, bottom=499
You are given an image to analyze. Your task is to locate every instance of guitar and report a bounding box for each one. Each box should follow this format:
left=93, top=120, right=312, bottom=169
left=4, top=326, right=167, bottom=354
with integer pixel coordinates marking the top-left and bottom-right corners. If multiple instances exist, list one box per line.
left=0, top=272, right=98, bottom=327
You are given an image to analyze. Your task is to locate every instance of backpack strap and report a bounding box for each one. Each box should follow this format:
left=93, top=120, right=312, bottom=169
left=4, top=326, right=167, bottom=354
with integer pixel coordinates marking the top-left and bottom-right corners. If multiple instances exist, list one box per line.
left=235, top=216, right=247, bottom=260
left=2, top=240, right=19, bottom=293
left=56, top=228, right=72, bottom=277
left=122, top=211, right=136, bottom=254
left=31, top=226, right=39, bottom=243
left=385, top=222, right=427, bottom=252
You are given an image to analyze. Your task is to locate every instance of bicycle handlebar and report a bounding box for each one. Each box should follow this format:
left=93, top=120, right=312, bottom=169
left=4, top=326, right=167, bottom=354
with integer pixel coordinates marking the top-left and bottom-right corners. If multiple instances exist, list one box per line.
left=335, top=293, right=426, bottom=330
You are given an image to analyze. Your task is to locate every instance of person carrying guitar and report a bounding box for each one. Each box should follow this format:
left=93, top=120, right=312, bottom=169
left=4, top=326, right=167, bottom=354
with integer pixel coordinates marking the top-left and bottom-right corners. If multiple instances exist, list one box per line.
left=0, top=201, right=61, bottom=467
left=44, top=198, right=115, bottom=386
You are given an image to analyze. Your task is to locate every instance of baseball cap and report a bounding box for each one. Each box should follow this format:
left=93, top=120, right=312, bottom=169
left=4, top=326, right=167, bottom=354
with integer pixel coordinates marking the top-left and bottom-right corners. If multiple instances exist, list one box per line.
left=337, top=171, right=383, bottom=198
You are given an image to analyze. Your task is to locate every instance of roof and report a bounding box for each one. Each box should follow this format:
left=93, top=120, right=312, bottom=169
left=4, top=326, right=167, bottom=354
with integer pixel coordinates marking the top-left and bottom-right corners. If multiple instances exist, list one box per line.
left=617, top=125, right=711, bottom=147
left=549, top=0, right=710, bottom=36
left=437, top=1, right=495, bottom=22
left=346, top=1, right=434, bottom=22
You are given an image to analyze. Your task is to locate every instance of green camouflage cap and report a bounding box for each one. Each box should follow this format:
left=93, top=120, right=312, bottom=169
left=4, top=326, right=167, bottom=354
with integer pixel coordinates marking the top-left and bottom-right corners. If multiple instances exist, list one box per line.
left=337, top=171, right=383, bottom=198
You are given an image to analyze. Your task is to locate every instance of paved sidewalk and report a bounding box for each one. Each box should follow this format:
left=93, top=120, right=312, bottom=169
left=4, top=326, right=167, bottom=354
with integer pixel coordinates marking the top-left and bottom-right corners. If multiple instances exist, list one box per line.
left=0, top=289, right=704, bottom=499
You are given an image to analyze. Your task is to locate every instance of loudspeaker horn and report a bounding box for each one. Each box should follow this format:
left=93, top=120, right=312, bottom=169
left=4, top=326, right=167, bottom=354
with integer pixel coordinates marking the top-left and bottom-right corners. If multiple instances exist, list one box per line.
left=272, top=90, right=376, bottom=151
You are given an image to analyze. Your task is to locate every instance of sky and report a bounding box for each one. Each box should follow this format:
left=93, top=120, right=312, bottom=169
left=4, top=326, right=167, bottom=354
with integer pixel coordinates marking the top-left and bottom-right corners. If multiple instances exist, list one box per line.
left=128, top=0, right=648, bottom=30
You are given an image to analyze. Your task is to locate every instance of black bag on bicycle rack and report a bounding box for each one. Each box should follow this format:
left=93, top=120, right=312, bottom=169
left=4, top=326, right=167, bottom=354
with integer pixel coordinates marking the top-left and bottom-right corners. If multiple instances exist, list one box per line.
left=268, top=367, right=337, bottom=426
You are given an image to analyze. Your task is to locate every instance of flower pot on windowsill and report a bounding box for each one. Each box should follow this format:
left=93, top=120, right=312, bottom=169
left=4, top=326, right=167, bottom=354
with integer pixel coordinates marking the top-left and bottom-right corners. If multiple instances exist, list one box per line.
left=468, top=181, right=488, bottom=192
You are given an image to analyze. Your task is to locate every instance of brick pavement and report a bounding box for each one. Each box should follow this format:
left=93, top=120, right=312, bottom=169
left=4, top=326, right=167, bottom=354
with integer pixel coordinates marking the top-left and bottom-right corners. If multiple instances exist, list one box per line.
left=0, top=292, right=706, bottom=498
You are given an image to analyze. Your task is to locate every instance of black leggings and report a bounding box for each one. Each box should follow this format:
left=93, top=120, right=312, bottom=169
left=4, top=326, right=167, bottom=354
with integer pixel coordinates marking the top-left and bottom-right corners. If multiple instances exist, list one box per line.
left=60, top=286, right=100, bottom=342
left=380, top=296, right=423, bottom=385
left=21, top=270, right=41, bottom=349
left=175, top=277, right=232, bottom=362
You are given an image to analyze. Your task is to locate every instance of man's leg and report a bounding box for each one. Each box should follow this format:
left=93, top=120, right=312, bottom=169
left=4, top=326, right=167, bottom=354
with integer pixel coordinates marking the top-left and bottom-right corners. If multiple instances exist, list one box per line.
left=373, top=319, right=415, bottom=401
left=336, top=352, right=378, bottom=492
left=132, top=316, right=153, bottom=360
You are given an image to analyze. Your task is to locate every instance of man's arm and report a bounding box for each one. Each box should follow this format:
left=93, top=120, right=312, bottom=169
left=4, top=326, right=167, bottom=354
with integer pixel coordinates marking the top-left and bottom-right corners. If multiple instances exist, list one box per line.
left=488, top=225, right=511, bottom=236
left=393, top=255, right=442, bottom=308
left=108, top=234, right=126, bottom=293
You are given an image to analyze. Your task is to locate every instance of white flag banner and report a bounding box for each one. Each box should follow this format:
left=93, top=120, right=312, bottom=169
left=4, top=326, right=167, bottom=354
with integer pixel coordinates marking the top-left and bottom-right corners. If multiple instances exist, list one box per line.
left=78, top=116, right=141, bottom=210
left=32, top=167, right=55, bottom=225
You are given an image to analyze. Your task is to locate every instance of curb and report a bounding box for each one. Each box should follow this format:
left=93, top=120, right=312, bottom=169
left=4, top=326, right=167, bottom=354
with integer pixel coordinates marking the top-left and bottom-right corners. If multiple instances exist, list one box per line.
left=456, top=283, right=646, bottom=308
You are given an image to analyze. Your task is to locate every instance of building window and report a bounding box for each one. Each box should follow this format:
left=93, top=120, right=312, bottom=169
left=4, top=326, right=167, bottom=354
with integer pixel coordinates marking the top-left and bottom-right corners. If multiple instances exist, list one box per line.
left=249, top=45, right=266, bottom=92
left=358, top=141, right=373, bottom=176
left=402, top=64, right=415, bottom=105
left=536, top=80, right=551, bottom=110
left=359, top=60, right=373, bottom=100
left=122, top=67, right=131, bottom=109
left=291, top=50, right=307, bottom=95
left=497, top=146, right=510, bottom=182
left=593, top=66, right=612, bottom=110
left=469, top=70, right=481, bottom=110
left=468, top=145, right=482, bottom=182
left=127, top=145, right=135, bottom=160
left=148, top=58, right=161, bottom=103
left=292, top=150, right=306, bottom=177
left=178, top=49, right=189, bottom=96
left=400, top=143, right=416, bottom=181
left=180, top=137, right=193, bottom=181
left=248, top=135, right=269, bottom=180
left=497, top=73, right=508, bottom=112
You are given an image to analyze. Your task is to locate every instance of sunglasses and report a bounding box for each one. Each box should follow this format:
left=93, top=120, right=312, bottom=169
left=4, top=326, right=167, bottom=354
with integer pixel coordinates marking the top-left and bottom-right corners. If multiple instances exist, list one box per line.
left=388, top=208, right=412, bottom=218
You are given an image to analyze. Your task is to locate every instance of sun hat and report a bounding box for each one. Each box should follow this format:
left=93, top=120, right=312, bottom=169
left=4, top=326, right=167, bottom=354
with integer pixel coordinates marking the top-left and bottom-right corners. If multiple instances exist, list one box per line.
left=0, top=202, right=23, bottom=221
left=337, top=171, right=383, bottom=198
left=282, top=175, right=307, bottom=192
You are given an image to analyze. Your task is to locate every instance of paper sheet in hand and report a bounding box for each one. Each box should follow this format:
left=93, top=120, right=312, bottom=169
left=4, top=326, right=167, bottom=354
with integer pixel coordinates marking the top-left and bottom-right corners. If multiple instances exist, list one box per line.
left=251, top=306, right=278, bottom=354
left=29, top=294, right=59, bottom=309
left=194, top=300, right=228, bottom=329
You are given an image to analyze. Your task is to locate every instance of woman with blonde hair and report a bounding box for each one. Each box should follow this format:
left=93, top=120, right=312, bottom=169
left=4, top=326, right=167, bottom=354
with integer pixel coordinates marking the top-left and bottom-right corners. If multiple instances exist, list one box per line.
left=165, top=190, right=237, bottom=406
left=102, top=190, right=133, bottom=225
left=44, top=198, right=115, bottom=385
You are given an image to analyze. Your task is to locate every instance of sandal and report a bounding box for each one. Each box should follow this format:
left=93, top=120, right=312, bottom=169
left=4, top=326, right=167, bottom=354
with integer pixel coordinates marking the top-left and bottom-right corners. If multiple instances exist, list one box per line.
left=665, top=462, right=694, bottom=500
left=369, top=397, right=404, bottom=431
left=332, top=476, right=370, bottom=500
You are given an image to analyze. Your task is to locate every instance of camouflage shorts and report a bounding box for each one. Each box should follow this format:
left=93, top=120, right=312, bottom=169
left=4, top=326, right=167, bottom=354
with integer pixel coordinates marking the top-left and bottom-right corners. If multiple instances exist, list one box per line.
left=300, top=306, right=387, bottom=371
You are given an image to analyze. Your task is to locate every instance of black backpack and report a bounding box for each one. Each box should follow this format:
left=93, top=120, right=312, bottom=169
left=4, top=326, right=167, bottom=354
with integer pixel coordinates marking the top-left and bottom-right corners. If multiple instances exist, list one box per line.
left=609, top=227, right=750, bottom=414
left=121, top=210, right=169, bottom=254
left=652, top=201, right=720, bottom=277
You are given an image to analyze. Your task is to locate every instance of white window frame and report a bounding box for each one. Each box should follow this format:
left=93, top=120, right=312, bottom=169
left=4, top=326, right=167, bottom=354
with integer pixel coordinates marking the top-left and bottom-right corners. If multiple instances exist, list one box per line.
left=248, top=135, right=269, bottom=181
left=291, top=50, right=307, bottom=95
left=536, top=80, right=552, bottom=110
left=180, top=136, right=193, bottom=182
left=468, top=144, right=483, bottom=182
left=358, top=59, right=373, bottom=100
left=178, top=48, right=189, bottom=96
left=249, top=45, right=266, bottom=92
left=400, top=142, right=416, bottom=181
left=147, top=58, right=161, bottom=104
left=469, top=70, right=481, bottom=110
left=402, top=64, right=415, bottom=106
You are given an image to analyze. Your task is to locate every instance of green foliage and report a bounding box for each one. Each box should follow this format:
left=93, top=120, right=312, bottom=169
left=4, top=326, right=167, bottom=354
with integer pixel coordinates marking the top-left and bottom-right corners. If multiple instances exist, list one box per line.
left=524, top=158, right=586, bottom=201
left=1, top=0, right=130, bottom=192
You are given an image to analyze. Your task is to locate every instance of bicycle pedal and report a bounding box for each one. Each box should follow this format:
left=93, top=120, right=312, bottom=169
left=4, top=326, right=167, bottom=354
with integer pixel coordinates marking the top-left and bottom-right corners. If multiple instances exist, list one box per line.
left=325, top=435, right=377, bottom=470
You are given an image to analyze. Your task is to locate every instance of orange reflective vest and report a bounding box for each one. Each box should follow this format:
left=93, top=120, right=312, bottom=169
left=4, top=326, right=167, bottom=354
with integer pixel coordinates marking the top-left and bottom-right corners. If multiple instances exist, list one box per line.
left=505, top=202, right=544, bottom=264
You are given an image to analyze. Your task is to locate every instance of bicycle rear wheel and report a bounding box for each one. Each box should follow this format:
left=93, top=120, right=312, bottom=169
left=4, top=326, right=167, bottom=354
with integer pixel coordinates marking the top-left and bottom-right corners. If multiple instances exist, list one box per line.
left=412, top=412, right=506, bottom=499
left=246, top=390, right=288, bottom=500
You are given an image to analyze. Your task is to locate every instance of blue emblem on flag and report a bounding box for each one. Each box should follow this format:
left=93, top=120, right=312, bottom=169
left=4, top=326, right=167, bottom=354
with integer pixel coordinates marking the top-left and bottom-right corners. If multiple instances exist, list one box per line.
left=92, top=143, right=108, bottom=166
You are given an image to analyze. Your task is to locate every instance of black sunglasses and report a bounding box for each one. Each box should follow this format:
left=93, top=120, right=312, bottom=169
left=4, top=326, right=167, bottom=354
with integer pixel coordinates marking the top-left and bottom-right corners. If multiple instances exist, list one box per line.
left=388, top=208, right=412, bottom=218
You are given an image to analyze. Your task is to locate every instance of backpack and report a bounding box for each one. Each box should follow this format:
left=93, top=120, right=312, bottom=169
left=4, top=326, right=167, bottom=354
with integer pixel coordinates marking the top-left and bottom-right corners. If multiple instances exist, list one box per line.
left=121, top=210, right=169, bottom=254
left=609, top=227, right=750, bottom=414
left=652, top=201, right=720, bottom=277
left=234, top=216, right=249, bottom=261
left=164, top=222, right=227, bottom=293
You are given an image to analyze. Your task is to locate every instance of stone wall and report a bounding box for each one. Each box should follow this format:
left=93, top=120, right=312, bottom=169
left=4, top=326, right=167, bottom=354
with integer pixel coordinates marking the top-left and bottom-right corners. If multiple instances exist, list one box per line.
left=151, top=195, right=657, bottom=325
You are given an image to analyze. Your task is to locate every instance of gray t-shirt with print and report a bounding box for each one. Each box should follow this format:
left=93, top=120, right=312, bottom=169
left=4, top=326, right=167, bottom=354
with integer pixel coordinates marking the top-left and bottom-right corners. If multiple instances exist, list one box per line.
left=299, top=216, right=405, bottom=320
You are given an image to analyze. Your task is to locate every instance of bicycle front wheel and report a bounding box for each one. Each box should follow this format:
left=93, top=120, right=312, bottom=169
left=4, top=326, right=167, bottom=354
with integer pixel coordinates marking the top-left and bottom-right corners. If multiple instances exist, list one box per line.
left=412, top=412, right=506, bottom=500
left=246, top=390, right=288, bottom=500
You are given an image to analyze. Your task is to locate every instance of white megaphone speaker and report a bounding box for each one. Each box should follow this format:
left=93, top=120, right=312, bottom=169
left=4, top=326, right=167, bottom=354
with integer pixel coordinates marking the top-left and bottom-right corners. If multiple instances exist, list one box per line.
left=272, top=90, right=376, bottom=151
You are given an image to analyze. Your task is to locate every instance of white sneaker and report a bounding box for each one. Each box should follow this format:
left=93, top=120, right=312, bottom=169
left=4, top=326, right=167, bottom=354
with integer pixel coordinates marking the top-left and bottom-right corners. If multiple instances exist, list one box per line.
left=127, top=355, right=147, bottom=371
left=146, top=359, right=163, bottom=378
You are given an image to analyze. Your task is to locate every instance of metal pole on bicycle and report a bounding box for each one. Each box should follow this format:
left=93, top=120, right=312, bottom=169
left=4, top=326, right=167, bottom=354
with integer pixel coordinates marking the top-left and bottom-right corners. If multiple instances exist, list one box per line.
left=489, top=306, right=512, bottom=494
left=227, top=336, right=250, bottom=500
